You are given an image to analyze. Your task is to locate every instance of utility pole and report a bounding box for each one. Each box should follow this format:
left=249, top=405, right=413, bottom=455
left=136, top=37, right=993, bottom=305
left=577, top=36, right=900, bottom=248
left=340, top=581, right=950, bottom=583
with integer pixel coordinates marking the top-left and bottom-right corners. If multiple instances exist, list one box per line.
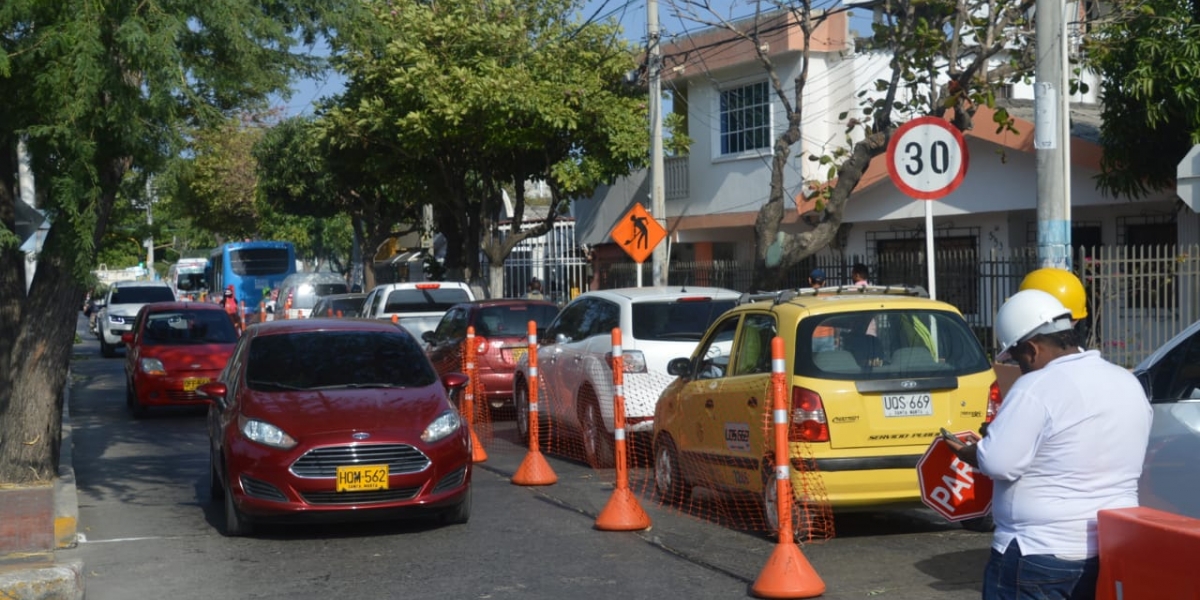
left=1034, top=0, right=1071, bottom=269
left=648, top=0, right=667, bottom=287
left=145, top=178, right=155, bottom=280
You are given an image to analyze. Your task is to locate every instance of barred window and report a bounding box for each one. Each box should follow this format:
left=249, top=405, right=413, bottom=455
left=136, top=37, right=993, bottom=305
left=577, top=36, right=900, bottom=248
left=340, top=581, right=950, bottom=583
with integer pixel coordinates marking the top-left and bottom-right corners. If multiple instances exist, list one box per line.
left=719, top=82, right=771, bottom=155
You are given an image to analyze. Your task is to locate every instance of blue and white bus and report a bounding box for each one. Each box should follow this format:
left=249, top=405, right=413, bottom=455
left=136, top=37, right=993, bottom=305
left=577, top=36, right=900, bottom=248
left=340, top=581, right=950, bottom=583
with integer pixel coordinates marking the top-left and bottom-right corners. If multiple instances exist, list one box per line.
left=206, top=241, right=297, bottom=318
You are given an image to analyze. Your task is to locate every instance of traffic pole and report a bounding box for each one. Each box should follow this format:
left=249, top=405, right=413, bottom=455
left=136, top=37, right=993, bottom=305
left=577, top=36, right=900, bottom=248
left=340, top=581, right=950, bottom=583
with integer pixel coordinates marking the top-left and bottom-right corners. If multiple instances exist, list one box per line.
left=595, top=328, right=651, bottom=531
left=512, top=320, right=557, bottom=486
left=752, top=336, right=825, bottom=599
left=463, top=327, right=488, bottom=463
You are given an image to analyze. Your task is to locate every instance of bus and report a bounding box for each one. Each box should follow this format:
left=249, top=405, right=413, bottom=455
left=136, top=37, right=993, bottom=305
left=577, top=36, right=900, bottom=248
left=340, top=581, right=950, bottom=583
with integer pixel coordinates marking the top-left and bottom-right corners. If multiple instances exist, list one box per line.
left=166, top=258, right=210, bottom=301
left=206, top=241, right=297, bottom=319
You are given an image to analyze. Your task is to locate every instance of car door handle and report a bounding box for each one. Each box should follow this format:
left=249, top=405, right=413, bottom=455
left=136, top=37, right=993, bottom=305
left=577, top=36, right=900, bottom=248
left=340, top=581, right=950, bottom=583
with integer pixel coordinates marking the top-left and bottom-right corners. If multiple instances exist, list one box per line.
left=705, top=399, right=714, bottom=409
left=748, top=397, right=759, bottom=409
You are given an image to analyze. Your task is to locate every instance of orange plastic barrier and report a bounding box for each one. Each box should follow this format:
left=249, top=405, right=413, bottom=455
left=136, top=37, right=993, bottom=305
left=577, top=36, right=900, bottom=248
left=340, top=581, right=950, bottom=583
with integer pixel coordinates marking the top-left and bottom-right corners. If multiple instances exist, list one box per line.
left=595, top=329, right=651, bottom=531
left=462, top=327, right=488, bottom=463
left=512, top=320, right=557, bottom=486
left=1096, top=506, right=1200, bottom=600
left=752, top=336, right=825, bottom=599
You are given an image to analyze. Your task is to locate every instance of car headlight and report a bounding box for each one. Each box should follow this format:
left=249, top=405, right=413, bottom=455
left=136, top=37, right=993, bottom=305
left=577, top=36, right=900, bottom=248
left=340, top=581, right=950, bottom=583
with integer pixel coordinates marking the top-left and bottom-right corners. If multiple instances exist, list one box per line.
left=108, top=314, right=126, bottom=324
left=421, top=410, right=462, bottom=443
left=139, top=358, right=166, bottom=375
left=238, top=415, right=297, bottom=449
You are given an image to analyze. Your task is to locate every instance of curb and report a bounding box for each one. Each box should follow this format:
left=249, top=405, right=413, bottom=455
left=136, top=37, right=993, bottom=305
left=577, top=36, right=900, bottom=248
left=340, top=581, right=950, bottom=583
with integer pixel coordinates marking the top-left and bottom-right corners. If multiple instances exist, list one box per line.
left=0, top=559, right=84, bottom=600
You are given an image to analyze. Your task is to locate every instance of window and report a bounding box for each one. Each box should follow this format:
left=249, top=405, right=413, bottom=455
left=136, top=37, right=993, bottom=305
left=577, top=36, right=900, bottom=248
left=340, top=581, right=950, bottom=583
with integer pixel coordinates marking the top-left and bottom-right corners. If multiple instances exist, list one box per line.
left=733, top=314, right=777, bottom=376
left=719, top=81, right=771, bottom=155
left=247, top=331, right=436, bottom=390
left=694, top=316, right=740, bottom=380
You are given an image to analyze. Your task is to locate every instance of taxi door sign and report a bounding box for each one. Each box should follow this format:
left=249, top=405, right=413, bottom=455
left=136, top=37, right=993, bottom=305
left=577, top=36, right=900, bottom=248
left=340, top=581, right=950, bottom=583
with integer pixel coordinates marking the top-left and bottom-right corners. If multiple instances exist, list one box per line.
left=610, top=202, right=667, bottom=264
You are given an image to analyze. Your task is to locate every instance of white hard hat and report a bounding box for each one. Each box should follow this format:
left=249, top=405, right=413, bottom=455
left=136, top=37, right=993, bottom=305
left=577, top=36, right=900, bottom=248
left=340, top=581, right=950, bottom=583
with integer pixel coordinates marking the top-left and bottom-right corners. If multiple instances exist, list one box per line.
left=994, top=289, right=1074, bottom=361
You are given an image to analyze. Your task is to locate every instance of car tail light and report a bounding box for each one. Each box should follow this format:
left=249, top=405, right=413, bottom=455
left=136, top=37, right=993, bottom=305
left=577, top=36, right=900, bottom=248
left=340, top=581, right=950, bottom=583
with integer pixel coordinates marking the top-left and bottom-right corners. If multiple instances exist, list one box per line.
left=416, top=283, right=441, bottom=290
left=789, top=386, right=829, bottom=443
left=474, top=336, right=489, bottom=355
left=985, top=380, right=1002, bottom=423
left=606, top=350, right=647, bottom=373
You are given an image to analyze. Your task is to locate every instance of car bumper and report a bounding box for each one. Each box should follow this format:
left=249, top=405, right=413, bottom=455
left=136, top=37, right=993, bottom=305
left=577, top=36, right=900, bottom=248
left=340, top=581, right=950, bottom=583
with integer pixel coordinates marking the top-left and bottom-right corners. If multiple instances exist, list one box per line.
left=789, top=450, right=925, bottom=508
left=132, top=370, right=223, bottom=407
left=102, top=325, right=131, bottom=345
left=476, top=372, right=515, bottom=408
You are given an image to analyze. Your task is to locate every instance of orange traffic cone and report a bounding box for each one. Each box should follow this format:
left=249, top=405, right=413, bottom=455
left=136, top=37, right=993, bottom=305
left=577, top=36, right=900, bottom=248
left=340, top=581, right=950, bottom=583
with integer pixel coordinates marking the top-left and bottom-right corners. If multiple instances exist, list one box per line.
left=595, top=328, right=650, bottom=531
left=512, top=321, right=556, bottom=486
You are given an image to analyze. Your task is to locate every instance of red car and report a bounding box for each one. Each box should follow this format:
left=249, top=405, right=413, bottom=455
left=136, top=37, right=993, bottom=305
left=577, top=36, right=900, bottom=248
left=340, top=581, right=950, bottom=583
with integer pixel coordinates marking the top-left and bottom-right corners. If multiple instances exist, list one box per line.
left=423, top=299, right=560, bottom=415
left=122, top=302, right=240, bottom=418
left=201, top=318, right=471, bottom=536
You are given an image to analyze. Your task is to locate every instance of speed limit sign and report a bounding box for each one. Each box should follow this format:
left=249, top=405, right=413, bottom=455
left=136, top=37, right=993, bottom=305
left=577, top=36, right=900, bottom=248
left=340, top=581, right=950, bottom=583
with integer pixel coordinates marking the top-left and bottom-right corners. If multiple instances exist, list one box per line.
left=887, top=116, right=969, bottom=200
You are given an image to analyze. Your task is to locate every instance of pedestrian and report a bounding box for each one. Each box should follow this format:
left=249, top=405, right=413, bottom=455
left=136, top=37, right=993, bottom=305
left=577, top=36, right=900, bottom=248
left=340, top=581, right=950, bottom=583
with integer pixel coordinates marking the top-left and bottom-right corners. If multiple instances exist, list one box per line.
left=852, top=263, right=870, bottom=287
left=220, top=285, right=243, bottom=333
left=944, top=289, right=1152, bottom=600
left=526, top=277, right=545, bottom=300
left=808, top=269, right=836, bottom=352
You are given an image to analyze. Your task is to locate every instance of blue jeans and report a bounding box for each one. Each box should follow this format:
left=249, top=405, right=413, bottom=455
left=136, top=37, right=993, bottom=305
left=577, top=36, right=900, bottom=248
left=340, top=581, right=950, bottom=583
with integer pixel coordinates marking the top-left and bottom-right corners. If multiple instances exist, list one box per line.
left=982, top=540, right=1099, bottom=600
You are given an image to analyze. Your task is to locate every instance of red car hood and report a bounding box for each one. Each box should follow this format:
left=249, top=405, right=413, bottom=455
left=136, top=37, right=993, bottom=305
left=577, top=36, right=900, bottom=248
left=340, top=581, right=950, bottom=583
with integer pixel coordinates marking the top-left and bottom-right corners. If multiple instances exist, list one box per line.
left=242, top=385, right=452, bottom=438
left=142, top=344, right=235, bottom=372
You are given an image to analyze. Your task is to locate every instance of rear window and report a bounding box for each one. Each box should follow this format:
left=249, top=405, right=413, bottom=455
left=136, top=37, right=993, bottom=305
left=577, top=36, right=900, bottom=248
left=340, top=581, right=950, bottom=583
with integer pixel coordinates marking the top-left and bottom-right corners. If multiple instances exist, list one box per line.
left=317, top=297, right=366, bottom=317
left=796, top=309, right=991, bottom=380
left=384, top=288, right=472, bottom=314
left=290, top=282, right=350, bottom=309
left=142, top=310, right=238, bottom=345
left=230, top=248, right=290, bottom=276
left=110, top=286, right=176, bottom=305
left=631, top=299, right=737, bottom=342
left=245, top=330, right=437, bottom=390
left=476, top=305, right=559, bottom=337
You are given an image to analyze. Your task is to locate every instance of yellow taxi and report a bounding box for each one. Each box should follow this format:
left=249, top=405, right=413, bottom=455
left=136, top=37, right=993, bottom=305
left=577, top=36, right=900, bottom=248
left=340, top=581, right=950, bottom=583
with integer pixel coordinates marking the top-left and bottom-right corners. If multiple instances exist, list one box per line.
left=652, top=285, right=999, bottom=533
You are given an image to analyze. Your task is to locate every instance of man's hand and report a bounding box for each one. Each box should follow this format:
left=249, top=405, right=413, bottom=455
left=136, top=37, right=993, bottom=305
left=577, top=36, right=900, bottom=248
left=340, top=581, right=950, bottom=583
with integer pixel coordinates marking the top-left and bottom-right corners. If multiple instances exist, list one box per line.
left=944, top=432, right=980, bottom=469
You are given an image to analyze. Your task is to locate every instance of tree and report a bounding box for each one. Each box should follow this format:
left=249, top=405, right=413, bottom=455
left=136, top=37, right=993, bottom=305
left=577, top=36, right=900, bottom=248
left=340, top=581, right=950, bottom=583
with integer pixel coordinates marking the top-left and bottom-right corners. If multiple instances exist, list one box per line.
left=323, top=0, right=648, bottom=297
left=666, top=0, right=1038, bottom=289
left=1086, top=0, right=1200, bottom=199
left=0, top=0, right=361, bottom=484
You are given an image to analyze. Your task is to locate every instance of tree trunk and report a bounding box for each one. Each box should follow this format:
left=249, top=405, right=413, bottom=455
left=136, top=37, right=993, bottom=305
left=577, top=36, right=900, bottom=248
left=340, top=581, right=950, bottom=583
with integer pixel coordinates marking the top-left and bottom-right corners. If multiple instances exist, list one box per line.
left=488, top=262, right=506, bottom=299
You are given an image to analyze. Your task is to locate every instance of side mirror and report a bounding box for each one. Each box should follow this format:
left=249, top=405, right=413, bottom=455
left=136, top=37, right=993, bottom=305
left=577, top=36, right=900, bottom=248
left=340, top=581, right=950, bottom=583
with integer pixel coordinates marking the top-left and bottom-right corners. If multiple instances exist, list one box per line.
left=422, top=331, right=435, bottom=344
left=667, top=357, right=692, bottom=377
left=120, top=332, right=134, bottom=345
left=441, top=372, right=469, bottom=403
left=196, top=381, right=228, bottom=405
left=555, top=333, right=570, bottom=345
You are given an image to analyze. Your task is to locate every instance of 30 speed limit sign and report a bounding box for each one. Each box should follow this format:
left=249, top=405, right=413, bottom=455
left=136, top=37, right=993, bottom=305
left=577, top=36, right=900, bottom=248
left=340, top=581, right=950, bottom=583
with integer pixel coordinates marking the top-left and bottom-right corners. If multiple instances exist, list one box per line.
left=886, top=116, right=969, bottom=200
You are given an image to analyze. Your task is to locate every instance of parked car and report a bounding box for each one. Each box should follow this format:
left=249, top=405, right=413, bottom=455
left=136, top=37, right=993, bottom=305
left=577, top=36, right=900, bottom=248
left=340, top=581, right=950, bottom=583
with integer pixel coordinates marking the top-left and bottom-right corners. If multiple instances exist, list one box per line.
left=200, top=318, right=472, bottom=536
left=277, top=272, right=350, bottom=320
left=511, top=286, right=742, bottom=468
left=360, top=281, right=475, bottom=341
left=309, top=292, right=369, bottom=319
left=424, top=299, right=561, bottom=416
left=651, top=286, right=999, bottom=536
left=1132, top=320, right=1200, bottom=519
left=98, top=280, right=178, bottom=358
left=122, top=302, right=240, bottom=418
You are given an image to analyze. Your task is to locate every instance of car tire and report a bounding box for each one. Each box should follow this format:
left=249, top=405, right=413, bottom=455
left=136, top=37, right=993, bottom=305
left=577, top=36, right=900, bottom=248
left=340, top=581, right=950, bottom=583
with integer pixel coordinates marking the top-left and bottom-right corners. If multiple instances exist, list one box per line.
left=961, top=515, right=995, bottom=532
left=221, top=476, right=252, bottom=537
left=578, top=389, right=614, bottom=469
left=441, top=485, right=472, bottom=525
left=126, top=382, right=147, bottom=419
left=760, top=459, right=810, bottom=543
left=100, top=335, right=116, bottom=358
left=209, top=449, right=224, bottom=501
left=653, top=434, right=690, bottom=505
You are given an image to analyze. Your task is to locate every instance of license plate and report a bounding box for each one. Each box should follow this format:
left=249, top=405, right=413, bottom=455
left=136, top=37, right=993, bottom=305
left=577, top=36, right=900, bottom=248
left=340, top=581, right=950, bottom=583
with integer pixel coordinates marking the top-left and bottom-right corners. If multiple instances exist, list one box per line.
left=182, top=377, right=210, bottom=392
left=509, top=347, right=528, bottom=363
left=882, top=393, right=933, bottom=417
left=336, top=464, right=389, bottom=492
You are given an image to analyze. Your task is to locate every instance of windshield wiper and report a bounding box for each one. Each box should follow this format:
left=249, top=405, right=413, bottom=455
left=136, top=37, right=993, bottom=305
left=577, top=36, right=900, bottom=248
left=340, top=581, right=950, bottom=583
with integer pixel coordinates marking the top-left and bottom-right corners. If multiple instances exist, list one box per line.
left=306, top=382, right=407, bottom=390
left=248, top=380, right=306, bottom=391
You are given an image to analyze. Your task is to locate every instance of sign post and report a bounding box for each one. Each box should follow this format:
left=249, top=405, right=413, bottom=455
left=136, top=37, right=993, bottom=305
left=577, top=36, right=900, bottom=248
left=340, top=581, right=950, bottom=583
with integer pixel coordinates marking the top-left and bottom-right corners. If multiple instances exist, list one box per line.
left=610, top=202, right=667, bottom=287
left=886, top=116, right=969, bottom=300
left=917, top=433, right=993, bottom=522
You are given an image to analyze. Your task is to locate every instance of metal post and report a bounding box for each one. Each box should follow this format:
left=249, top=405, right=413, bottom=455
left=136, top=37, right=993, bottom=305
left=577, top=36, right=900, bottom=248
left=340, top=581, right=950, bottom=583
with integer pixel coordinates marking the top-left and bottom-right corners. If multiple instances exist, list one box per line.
left=648, top=0, right=667, bottom=287
left=1034, top=0, right=1071, bottom=269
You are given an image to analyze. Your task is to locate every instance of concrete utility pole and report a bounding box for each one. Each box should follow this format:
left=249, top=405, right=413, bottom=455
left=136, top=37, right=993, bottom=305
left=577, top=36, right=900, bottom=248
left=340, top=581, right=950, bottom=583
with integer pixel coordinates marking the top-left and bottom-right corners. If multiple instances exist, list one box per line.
left=648, top=0, right=668, bottom=287
left=145, top=178, right=155, bottom=280
left=1033, top=0, right=1072, bottom=269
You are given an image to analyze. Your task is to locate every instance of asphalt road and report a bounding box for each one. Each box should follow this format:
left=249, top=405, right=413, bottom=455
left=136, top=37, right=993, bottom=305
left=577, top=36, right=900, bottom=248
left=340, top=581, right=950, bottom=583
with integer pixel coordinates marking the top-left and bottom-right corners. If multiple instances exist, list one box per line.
left=60, top=315, right=992, bottom=600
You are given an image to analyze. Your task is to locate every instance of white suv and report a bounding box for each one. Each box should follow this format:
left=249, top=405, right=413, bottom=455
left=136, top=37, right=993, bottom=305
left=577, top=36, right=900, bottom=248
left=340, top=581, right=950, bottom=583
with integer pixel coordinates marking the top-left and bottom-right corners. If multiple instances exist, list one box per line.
left=360, top=281, right=475, bottom=341
left=99, top=280, right=176, bottom=357
left=511, top=286, right=741, bottom=468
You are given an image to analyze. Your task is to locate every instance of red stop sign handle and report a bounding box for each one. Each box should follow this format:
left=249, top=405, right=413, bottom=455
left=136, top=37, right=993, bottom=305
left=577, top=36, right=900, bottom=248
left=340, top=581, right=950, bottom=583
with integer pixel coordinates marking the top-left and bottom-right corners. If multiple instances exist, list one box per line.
left=917, top=433, right=993, bottom=522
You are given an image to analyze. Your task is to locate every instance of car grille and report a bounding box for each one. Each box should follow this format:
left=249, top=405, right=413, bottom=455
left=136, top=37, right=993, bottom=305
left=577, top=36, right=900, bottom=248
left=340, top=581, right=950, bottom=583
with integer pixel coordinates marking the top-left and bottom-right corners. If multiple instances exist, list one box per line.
left=166, top=390, right=204, bottom=402
left=240, top=475, right=288, bottom=502
left=431, top=466, right=467, bottom=494
left=290, top=444, right=431, bottom=478
left=301, top=486, right=422, bottom=505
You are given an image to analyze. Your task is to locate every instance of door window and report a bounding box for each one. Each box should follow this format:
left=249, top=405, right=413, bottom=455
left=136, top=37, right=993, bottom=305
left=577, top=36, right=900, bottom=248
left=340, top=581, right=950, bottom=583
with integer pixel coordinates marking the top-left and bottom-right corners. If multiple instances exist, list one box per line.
left=1146, top=331, right=1200, bottom=401
left=693, top=316, right=740, bottom=380
left=733, top=314, right=777, bottom=376
left=546, top=299, right=591, bottom=343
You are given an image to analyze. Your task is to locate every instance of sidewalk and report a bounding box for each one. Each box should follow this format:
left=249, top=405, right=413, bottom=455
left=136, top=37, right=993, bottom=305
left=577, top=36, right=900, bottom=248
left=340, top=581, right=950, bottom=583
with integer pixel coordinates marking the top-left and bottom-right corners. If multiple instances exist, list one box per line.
left=0, top=324, right=88, bottom=599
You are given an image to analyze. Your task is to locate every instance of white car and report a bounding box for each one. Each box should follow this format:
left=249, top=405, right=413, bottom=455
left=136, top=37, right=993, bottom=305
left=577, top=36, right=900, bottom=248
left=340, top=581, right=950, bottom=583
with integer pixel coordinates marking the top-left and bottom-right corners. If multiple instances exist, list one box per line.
left=98, top=280, right=176, bottom=357
left=511, top=286, right=741, bottom=468
left=1132, top=320, right=1200, bottom=519
left=359, top=281, right=475, bottom=341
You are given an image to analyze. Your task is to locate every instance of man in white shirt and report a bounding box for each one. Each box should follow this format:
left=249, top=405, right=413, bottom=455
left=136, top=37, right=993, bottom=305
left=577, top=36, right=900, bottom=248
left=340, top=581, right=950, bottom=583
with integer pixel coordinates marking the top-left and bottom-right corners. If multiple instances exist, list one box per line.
left=947, top=289, right=1152, bottom=600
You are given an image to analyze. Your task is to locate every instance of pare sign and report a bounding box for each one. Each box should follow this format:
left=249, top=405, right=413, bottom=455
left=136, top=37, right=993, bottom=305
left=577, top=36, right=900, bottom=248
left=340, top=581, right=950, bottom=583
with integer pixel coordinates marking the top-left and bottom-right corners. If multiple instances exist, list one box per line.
left=916, top=434, right=993, bottom=522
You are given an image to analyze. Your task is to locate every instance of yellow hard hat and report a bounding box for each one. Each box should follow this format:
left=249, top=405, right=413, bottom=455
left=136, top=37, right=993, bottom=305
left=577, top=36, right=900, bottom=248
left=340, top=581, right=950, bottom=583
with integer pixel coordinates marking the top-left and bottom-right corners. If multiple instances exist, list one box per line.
left=1018, top=268, right=1087, bottom=320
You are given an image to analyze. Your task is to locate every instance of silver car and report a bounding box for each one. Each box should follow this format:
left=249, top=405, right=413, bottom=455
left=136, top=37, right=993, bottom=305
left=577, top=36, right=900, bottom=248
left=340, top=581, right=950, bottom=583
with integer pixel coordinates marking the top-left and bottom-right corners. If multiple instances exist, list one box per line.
left=1132, top=321, right=1200, bottom=519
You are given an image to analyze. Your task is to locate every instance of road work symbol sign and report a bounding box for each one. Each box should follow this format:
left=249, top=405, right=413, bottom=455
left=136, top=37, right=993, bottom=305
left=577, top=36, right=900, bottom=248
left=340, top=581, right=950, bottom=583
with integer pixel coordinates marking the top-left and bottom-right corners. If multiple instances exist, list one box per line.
left=917, top=433, right=993, bottom=522
left=610, top=202, right=666, bottom=264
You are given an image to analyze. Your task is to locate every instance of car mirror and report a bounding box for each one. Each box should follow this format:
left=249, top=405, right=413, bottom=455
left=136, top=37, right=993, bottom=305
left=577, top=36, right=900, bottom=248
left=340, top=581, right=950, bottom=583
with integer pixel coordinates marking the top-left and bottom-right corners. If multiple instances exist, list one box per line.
left=422, top=331, right=435, bottom=344
left=120, top=332, right=134, bottom=345
left=667, top=357, right=692, bottom=377
left=441, top=372, right=469, bottom=391
left=196, top=382, right=228, bottom=405
left=555, top=333, right=571, bottom=345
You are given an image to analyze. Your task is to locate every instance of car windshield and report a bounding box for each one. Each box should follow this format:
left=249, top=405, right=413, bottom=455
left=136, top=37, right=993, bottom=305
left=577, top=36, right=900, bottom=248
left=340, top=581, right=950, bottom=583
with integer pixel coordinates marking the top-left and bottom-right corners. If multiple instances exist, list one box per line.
left=142, top=311, right=238, bottom=345
left=110, top=286, right=176, bottom=304
left=384, top=288, right=472, bottom=313
left=796, top=309, right=991, bottom=380
left=631, top=299, right=737, bottom=341
left=475, top=305, right=558, bottom=337
left=246, top=330, right=437, bottom=391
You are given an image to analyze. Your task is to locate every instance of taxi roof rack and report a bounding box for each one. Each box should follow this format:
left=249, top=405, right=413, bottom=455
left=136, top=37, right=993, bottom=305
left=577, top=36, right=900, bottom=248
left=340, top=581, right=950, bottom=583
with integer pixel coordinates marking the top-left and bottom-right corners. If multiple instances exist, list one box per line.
left=736, top=284, right=930, bottom=306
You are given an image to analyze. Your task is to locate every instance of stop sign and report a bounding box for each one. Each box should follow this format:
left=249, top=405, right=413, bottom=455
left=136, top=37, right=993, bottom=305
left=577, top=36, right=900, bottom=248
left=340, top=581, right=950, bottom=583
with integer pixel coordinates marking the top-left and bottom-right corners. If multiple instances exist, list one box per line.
left=917, top=433, right=993, bottom=522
